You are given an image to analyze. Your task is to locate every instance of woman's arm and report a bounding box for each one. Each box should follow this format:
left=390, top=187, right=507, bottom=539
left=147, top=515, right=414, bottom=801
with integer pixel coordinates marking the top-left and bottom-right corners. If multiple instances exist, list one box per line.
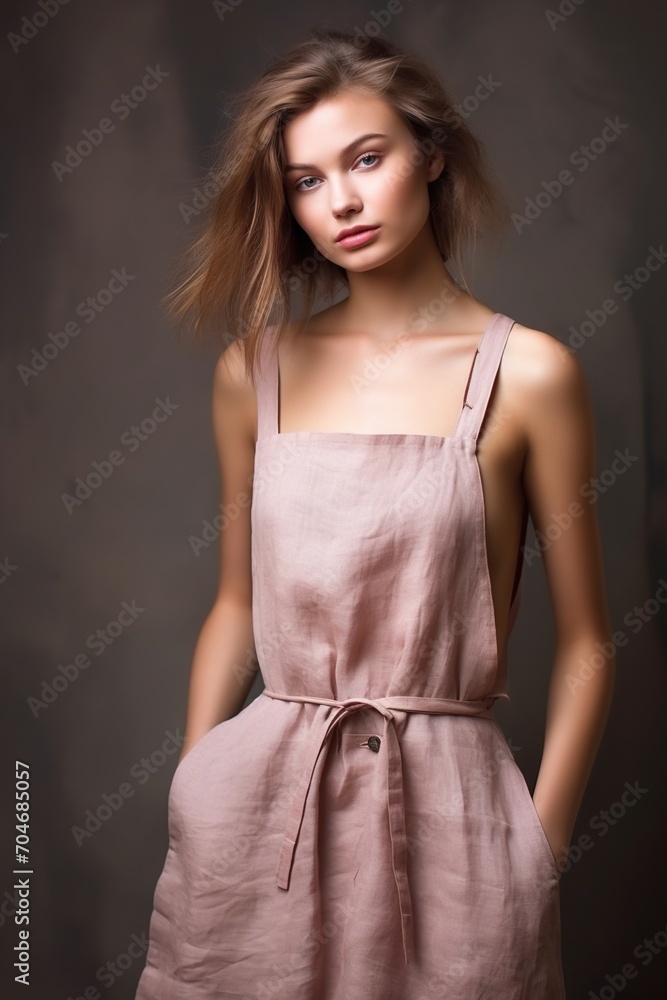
left=519, top=330, right=616, bottom=870
left=178, top=338, right=259, bottom=764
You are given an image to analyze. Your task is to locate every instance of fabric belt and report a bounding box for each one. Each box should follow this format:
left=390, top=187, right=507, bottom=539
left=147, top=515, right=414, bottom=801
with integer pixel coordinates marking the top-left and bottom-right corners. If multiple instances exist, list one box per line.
left=261, top=688, right=506, bottom=966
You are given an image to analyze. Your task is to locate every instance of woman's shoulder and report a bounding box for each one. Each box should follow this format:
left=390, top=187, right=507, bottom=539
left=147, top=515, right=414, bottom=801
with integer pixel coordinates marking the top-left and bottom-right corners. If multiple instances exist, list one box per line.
left=213, top=326, right=280, bottom=387
left=213, top=337, right=250, bottom=394
left=503, top=319, right=591, bottom=429
left=505, top=319, right=585, bottom=390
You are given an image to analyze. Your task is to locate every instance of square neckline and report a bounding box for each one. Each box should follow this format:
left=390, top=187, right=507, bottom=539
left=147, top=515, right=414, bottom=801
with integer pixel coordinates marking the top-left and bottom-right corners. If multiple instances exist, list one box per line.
left=272, top=312, right=501, bottom=443
left=256, top=310, right=523, bottom=656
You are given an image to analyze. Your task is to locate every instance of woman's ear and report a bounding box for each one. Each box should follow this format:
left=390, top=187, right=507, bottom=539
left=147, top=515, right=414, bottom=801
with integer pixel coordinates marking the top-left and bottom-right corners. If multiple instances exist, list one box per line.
left=426, top=148, right=446, bottom=183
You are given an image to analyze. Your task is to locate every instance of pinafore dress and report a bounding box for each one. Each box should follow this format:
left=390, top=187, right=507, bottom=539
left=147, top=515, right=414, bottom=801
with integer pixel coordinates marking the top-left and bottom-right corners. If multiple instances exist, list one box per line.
left=135, top=312, right=566, bottom=999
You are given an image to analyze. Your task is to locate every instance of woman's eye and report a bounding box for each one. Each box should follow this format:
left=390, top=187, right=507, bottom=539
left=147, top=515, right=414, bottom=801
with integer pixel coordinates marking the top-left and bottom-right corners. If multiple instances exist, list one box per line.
left=294, top=153, right=382, bottom=192
left=357, top=152, right=381, bottom=169
left=295, top=176, right=319, bottom=191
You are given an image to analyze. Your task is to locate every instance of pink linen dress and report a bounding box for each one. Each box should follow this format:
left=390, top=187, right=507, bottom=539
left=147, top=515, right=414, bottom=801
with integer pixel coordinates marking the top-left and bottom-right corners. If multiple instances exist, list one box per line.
left=135, top=312, right=566, bottom=999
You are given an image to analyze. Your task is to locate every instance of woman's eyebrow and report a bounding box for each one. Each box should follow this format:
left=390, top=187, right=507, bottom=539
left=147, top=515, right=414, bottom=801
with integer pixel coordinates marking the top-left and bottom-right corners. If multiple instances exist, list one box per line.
left=283, top=132, right=388, bottom=173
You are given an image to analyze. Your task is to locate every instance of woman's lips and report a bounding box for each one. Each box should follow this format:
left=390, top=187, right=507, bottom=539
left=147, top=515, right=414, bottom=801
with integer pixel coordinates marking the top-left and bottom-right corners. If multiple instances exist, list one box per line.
left=336, top=227, right=381, bottom=249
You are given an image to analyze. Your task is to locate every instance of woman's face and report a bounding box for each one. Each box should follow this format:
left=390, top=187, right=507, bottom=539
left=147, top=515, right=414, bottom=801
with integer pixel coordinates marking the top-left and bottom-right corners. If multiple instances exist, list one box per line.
left=282, top=90, right=445, bottom=271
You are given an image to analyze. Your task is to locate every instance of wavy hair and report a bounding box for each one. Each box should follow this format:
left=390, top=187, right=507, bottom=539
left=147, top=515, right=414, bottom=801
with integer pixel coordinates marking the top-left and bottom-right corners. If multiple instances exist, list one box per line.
left=164, top=27, right=510, bottom=383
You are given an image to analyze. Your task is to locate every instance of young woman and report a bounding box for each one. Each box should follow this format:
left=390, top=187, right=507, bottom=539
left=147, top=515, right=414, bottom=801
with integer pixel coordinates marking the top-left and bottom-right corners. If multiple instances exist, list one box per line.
left=135, top=27, right=614, bottom=999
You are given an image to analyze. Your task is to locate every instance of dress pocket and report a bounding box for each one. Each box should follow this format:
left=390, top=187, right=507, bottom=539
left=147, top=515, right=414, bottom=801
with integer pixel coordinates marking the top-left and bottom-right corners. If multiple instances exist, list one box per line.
left=516, top=766, right=561, bottom=882
left=489, top=722, right=561, bottom=883
left=168, top=719, right=227, bottom=801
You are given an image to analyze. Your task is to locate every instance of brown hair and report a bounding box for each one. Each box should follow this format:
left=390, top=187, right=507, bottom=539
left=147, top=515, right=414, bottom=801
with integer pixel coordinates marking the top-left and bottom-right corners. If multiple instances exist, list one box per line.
left=164, top=27, right=510, bottom=384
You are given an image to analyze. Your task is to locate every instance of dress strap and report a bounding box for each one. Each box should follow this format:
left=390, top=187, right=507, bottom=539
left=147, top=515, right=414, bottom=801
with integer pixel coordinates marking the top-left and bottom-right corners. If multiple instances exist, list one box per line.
left=454, top=313, right=516, bottom=443
left=255, top=327, right=279, bottom=441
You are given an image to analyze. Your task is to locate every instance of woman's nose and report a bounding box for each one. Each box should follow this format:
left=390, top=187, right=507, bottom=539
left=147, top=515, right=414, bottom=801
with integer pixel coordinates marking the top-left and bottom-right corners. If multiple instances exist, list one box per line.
left=328, top=177, right=363, bottom=217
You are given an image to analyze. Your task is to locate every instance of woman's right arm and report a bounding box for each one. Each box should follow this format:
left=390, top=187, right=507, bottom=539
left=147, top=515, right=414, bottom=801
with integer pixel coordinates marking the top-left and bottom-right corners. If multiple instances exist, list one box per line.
left=177, top=338, right=259, bottom=765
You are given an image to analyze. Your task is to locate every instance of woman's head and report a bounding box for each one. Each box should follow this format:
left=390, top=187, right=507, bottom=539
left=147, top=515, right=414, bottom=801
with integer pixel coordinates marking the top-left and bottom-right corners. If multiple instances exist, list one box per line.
left=166, top=28, right=510, bottom=380
left=281, top=88, right=446, bottom=277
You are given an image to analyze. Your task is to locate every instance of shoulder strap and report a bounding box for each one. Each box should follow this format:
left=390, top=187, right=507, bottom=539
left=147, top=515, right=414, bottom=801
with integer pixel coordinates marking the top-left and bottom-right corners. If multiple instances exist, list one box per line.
left=255, top=327, right=279, bottom=440
left=454, top=313, right=516, bottom=442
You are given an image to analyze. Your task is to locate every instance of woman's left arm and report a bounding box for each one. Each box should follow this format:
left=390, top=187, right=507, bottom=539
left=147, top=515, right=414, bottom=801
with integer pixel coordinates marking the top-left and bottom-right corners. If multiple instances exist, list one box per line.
left=519, top=331, right=616, bottom=870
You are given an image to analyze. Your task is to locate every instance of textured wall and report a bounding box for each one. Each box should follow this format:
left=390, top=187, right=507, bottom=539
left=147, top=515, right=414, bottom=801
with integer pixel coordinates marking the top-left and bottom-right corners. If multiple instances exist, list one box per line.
left=1, top=0, right=665, bottom=996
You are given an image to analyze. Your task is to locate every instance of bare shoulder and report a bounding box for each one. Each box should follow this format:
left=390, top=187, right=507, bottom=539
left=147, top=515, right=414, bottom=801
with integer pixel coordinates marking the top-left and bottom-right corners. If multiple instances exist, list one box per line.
left=503, top=321, right=591, bottom=430
left=212, top=337, right=257, bottom=446
left=213, top=337, right=251, bottom=393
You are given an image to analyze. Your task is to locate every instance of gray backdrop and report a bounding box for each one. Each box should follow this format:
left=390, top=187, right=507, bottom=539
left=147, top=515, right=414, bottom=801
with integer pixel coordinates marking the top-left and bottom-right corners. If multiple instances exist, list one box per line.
left=1, top=0, right=666, bottom=996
